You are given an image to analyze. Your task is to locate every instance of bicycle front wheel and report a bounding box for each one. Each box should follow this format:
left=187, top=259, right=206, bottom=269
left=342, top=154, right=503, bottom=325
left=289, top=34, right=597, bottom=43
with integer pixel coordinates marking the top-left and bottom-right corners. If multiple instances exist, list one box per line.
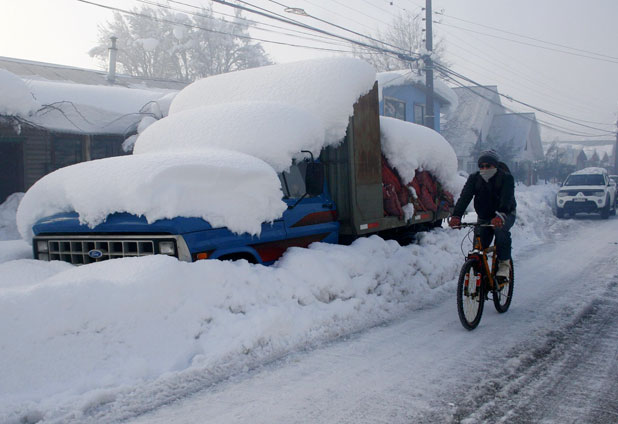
left=493, top=260, right=514, bottom=313
left=457, top=259, right=485, bottom=330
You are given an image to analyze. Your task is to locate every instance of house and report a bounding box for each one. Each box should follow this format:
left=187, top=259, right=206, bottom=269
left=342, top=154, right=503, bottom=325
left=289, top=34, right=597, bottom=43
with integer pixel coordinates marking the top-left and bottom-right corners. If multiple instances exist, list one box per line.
left=487, top=113, right=544, bottom=185
left=442, top=85, right=544, bottom=185
left=441, top=85, right=504, bottom=173
left=0, top=56, right=186, bottom=203
left=376, top=70, right=457, bottom=133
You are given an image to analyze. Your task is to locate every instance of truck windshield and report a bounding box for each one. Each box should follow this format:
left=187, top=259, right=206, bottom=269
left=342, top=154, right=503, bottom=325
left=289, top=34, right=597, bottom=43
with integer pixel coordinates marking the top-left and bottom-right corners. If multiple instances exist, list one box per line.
left=564, top=174, right=605, bottom=186
left=278, top=163, right=307, bottom=198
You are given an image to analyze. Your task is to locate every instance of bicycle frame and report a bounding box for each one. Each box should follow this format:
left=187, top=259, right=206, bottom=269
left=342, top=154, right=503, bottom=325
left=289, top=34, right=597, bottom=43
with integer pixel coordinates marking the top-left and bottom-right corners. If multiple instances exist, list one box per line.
left=467, top=232, right=498, bottom=292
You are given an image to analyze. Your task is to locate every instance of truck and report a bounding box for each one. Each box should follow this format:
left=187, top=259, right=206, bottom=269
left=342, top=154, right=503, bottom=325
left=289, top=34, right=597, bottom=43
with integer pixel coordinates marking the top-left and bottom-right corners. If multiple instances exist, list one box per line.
left=30, top=83, right=454, bottom=266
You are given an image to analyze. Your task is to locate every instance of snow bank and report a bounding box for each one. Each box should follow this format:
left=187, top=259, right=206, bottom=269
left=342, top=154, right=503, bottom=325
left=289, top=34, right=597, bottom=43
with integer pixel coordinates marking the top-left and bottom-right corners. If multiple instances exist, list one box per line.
left=0, top=184, right=563, bottom=423
left=0, top=193, right=23, bottom=240
left=165, top=57, right=376, bottom=146
left=0, top=70, right=39, bottom=116
left=16, top=150, right=286, bottom=240
left=380, top=116, right=462, bottom=194
left=134, top=101, right=324, bottom=172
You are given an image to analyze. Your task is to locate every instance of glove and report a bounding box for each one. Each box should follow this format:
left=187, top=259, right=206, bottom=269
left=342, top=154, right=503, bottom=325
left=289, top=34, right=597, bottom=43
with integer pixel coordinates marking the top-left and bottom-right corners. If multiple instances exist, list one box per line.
left=491, top=215, right=504, bottom=228
left=449, top=216, right=461, bottom=228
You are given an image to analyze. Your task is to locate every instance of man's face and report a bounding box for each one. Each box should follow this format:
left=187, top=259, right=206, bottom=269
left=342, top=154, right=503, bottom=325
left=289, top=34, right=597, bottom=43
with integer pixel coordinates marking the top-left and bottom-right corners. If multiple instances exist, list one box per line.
left=479, top=163, right=496, bottom=170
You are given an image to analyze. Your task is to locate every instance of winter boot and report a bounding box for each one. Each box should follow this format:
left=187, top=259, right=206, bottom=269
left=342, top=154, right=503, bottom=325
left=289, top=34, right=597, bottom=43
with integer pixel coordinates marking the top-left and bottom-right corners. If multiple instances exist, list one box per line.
left=497, top=259, right=511, bottom=279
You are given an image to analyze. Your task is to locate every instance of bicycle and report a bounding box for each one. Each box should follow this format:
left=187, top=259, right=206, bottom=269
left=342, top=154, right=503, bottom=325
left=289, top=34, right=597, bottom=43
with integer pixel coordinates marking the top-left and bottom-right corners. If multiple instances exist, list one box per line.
left=454, top=223, right=514, bottom=330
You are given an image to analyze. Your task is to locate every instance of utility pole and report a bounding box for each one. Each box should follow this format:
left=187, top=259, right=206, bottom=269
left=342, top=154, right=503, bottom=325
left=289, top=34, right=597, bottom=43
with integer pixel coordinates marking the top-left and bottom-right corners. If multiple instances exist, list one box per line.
left=423, top=0, right=435, bottom=130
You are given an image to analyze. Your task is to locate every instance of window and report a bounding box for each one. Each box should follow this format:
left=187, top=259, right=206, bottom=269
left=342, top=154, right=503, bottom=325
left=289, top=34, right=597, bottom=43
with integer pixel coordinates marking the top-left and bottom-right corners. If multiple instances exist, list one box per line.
left=91, top=136, right=127, bottom=160
left=51, top=136, right=82, bottom=170
left=384, top=97, right=406, bottom=121
left=413, top=104, right=425, bottom=125
left=279, top=163, right=307, bottom=198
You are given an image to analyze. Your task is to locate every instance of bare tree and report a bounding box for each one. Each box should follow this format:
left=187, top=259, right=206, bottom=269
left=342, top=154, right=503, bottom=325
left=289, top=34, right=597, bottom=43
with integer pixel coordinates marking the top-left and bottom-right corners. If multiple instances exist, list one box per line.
left=351, top=10, right=448, bottom=72
left=89, top=5, right=271, bottom=81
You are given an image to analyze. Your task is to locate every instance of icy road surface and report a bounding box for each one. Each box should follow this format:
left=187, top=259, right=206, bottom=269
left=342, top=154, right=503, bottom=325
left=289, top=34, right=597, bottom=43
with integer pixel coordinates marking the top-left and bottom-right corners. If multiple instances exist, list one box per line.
left=129, top=216, right=618, bottom=424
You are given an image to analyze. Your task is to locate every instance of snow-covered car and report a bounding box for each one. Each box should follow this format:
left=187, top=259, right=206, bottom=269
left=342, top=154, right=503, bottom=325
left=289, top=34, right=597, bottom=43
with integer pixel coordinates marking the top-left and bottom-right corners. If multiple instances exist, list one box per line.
left=555, top=167, right=616, bottom=219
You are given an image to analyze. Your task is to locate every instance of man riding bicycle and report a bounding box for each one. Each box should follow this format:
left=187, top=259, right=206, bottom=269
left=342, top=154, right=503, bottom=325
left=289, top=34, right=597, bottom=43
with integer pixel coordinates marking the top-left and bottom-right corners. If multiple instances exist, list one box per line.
left=449, top=150, right=517, bottom=279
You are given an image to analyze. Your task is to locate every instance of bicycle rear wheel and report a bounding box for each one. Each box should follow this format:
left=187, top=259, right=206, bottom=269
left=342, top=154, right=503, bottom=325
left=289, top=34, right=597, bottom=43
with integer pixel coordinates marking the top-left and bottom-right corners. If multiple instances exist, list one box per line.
left=457, top=259, right=485, bottom=330
left=493, top=260, right=514, bottom=313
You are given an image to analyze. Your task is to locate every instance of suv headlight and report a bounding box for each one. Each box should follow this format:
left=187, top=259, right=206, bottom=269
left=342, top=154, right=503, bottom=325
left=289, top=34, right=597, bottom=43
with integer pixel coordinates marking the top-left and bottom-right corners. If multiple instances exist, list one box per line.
left=557, top=191, right=569, bottom=197
left=592, top=191, right=605, bottom=197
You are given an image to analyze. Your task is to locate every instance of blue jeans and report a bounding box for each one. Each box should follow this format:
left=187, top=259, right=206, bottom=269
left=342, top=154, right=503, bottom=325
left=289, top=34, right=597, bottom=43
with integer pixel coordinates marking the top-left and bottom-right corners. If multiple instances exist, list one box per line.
left=479, top=213, right=516, bottom=261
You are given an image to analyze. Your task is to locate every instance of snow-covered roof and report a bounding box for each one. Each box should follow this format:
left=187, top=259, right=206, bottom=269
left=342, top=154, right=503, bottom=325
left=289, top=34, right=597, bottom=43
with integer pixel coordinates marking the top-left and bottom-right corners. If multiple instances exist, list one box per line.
left=376, top=69, right=458, bottom=114
left=0, top=69, right=177, bottom=135
left=488, top=113, right=544, bottom=162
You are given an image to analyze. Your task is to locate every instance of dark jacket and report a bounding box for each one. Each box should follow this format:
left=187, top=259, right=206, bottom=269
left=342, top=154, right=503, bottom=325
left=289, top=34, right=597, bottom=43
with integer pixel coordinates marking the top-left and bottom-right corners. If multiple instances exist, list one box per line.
left=453, top=169, right=516, bottom=220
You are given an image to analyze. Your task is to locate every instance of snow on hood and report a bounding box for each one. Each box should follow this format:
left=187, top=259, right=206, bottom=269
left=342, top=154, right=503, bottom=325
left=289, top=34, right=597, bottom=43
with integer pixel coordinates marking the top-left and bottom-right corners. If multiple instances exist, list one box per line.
left=16, top=150, right=286, bottom=240
left=134, top=101, right=324, bottom=172
left=380, top=116, right=461, bottom=194
left=165, top=57, right=376, bottom=148
left=0, top=70, right=40, bottom=116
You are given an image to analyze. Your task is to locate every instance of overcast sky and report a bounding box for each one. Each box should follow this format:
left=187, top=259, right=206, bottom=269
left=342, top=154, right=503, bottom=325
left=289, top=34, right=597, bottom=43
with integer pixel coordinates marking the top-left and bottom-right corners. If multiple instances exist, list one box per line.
left=2, top=0, right=617, bottom=142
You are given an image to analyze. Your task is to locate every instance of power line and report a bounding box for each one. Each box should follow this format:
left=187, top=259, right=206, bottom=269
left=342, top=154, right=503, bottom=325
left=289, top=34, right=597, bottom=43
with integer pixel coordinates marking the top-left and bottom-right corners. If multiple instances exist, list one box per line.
left=435, top=11, right=618, bottom=61
left=134, top=0, right=352, bottom=49
left=435, top=63, right=616, bottom=137
left=76, top=0, right=356, bottom=54
left=436, top=26, right=614, bottom=125
left=434, top=21, right=618, bottom=65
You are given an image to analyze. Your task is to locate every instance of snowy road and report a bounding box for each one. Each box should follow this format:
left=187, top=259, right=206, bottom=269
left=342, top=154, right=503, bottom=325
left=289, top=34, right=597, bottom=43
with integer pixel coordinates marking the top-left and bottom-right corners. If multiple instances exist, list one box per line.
left=127, top=216, right=618, bottom=424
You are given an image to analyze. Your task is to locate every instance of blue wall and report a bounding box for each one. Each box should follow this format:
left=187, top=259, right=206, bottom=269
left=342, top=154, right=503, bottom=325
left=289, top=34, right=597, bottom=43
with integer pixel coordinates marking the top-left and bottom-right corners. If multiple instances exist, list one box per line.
left=379, top=85, right=442, bottom=133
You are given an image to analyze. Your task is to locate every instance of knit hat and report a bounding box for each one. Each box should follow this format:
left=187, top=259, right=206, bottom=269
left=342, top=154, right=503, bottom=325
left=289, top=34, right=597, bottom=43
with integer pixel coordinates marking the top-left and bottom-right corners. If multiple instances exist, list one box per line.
left=478, top=150, right=499, bottom=167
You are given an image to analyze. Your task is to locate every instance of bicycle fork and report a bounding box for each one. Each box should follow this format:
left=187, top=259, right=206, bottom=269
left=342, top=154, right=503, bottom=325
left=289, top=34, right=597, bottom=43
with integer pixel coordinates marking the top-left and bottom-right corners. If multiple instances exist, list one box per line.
left=463, top=265, right=482, bottom=298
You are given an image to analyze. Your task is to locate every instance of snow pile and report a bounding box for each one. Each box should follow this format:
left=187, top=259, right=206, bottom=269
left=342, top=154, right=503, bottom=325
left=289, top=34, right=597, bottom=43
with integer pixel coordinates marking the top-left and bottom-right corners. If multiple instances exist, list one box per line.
left=0, top=193, right=23, bottom=240
left=16, top=150, right=286, bottom=240
left=380, top=116, right=463, bottom=194
left=0, top=70, right=39, bottom=116
left=152, top=57, right=376, bottom=150
left=134, top=101, right=323, bottom=172
left=0, top=184, right=562, bottom=423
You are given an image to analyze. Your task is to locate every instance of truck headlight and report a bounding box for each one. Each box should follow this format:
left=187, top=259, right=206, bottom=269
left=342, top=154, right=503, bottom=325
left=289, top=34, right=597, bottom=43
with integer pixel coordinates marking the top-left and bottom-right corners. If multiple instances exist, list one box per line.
left=592, top=191, right=605, bottom=197
left=37, top=240, right=49, bottom=252
left=158, top=241, right=176, bottom=255
left=556, top=191, right=568, bottom=197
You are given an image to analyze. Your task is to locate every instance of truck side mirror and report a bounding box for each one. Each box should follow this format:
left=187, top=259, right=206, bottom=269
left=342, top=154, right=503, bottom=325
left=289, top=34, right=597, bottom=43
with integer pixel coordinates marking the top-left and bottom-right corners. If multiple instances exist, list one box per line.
left=305, top=162, right=324, bottom=196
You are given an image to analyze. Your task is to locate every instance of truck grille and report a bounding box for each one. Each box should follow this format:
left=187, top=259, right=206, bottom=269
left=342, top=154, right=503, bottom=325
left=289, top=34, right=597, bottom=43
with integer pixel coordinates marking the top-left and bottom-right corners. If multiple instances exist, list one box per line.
left=33, top=235, right=190, bottom=265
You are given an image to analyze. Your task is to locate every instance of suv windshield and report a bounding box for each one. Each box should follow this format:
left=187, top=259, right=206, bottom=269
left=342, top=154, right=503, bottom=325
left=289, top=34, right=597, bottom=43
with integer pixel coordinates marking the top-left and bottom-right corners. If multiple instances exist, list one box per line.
left=564, top=174, right=605, bottom=186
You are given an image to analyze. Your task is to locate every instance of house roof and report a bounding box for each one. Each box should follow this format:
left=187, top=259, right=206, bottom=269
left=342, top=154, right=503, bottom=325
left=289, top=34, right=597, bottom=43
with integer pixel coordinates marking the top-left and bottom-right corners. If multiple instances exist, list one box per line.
left=0, top=56, right=187, bottom=90
left=488, top=113, right=544, bottom=162
left=441, top=85, right=504, bottom=157
left=0, top=56, right=184, bottom=135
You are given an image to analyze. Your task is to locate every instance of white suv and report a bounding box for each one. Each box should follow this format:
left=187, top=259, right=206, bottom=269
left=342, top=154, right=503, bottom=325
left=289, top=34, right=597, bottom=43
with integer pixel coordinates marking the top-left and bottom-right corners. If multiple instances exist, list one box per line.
left=555, top=167, right=616, bottom=219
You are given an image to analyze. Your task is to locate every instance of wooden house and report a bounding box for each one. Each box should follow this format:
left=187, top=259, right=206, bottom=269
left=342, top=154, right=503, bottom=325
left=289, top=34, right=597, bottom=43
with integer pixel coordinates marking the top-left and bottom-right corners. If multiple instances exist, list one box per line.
left=0, top=56, right=186, bottom=203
